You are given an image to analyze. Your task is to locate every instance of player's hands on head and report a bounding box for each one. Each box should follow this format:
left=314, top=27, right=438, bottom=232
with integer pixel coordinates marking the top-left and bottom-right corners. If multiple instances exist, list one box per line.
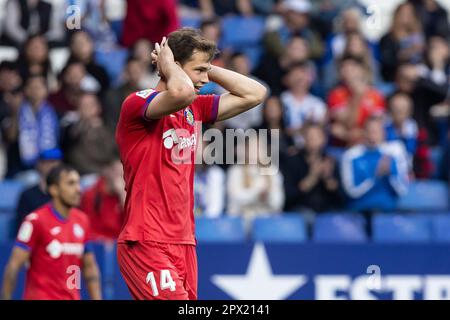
left=153, top=36, right=175, bottom=79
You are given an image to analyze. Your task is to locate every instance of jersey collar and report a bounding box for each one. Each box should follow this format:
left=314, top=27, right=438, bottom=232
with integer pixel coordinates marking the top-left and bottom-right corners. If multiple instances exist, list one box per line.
left=50, top=204, right=69, bottom=223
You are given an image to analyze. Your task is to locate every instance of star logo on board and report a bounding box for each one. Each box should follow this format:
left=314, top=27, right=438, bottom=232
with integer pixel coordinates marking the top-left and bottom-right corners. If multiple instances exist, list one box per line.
left=211, top=243, right=308, bottom=299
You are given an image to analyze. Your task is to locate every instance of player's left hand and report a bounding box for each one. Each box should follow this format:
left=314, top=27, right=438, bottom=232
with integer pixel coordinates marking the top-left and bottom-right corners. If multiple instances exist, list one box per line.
left=151, top=49, right=158, bottom=65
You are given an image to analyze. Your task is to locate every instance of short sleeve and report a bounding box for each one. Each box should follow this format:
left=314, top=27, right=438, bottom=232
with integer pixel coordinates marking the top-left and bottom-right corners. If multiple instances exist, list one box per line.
left=120, top=89, right=159, bottom=125
left=191, top=94, right=220, bottom=124
left=15, top=214, right=40, bottom=252
left=80, top=213, right=94, bottom=254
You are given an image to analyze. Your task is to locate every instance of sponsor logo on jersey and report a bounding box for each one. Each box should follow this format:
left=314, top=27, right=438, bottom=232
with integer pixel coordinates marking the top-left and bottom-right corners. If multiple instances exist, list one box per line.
left=162, top=129, right=196, bottom=150
left=46, top=239, right=84, bottom=259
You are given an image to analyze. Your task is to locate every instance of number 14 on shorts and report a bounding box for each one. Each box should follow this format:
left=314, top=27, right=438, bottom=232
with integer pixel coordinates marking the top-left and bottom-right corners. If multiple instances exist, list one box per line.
left=146, top=270, right=176, bottom=297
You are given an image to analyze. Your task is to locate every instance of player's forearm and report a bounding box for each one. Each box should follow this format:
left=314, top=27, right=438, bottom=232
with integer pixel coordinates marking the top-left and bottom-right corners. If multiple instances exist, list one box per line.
left=162, top=62, right=196, bottom=103
left=1, top=265, right=19, bottom=300
left=208, top=65, right=266, bottom=106
left=83, top=265, right=102, bottom=300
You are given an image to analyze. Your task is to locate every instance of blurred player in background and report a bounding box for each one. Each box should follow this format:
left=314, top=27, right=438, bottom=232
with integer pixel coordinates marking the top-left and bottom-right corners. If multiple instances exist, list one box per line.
left=116, top=27, right=267, bottom=300
left=1, top=165, right=101, bottom=300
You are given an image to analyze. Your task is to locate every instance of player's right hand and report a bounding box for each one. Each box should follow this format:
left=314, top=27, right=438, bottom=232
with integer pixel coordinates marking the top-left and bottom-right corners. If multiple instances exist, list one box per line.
left=154, top=37, right=175, bottom=77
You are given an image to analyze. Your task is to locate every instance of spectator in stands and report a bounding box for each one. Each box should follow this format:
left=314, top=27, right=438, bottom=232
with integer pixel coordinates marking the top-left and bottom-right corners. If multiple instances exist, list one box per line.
left=121, top=0, right=179, bottom=47
left=379, top=2, right=425, bottom=82
left=80, top=156, right=125, bottom=241
left=281, top=61, right=326, bottom=147
left=227, top=135, right=284, bottom=222
left=18, top=75, right=59, bottom=169
left=263, top=0, right=324, bottom=61
left=257, top=95, right=295, bottom=157
left=128, top=39, right=160, bottom=89
left=341, top=116, right=409, bottom=211
left=48, top=62, right=86, bottom=115
left=421, top=36, right=450, bottom=88
left=0, top=61, right=22, bottom=123
left=440, top=129, right=449, bottom=181
left=408, top=0, right=450, bottom=39
left=223, top=52, right=268, bottom=130
left=200, top=18, right=228, bottom=68
left=395, top=63, right=441, bottom=179
left=1, top=84, right=23, bottom=178
left=104, top=57, right=144, bottom=133
left=179, top=0, right=256, bottom=18
left=256, top=34, right=319, bottom=96
left=385, top=92, right=418, bottom=167
left=15, top=148, right=62, bottom=232
left=282, top=122, right=342, bottom=212
left=15, top=34, right=55, bottom=88
left=0, top=62, right=22, bottom=177
left=394, top=62, right=448, bottom=145
left=0, top=0, right=52, bottom=47
left=200, top=17, right=221, bottom=44
left=326, top=7, right=365, bottom=61
left=66, top=0, right=118, bottom=50
left=61, top=92, right=116, bottom=175
left=328, top=55, right=385, bottom=146
left=67, top=30, right=110, bottom=94
left=194, top=141, right=226, bottom=218
left=323, top=31, right=380, bottom=92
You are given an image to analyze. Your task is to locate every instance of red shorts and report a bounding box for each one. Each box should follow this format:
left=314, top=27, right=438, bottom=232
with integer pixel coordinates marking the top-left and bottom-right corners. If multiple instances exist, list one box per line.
left=117, top=241, right=198, bottom=300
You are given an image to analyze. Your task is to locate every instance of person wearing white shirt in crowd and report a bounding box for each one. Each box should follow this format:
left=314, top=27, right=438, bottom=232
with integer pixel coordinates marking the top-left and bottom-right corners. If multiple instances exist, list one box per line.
left=194, top=141, right=226, bottom=218
left=280, top=61, right=326, bottom=147
left=227, top=134, right=284, bottom=224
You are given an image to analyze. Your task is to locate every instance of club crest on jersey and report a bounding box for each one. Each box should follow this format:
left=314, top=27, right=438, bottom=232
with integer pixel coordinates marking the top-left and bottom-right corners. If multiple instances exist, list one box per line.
left=184, top=108, right=195, bottom=126
left=73, top=224, right=84, bottom=238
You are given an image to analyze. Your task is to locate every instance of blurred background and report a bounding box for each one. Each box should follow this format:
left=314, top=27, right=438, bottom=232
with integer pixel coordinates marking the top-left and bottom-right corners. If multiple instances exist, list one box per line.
left=0, top=0, right=449, bottom=300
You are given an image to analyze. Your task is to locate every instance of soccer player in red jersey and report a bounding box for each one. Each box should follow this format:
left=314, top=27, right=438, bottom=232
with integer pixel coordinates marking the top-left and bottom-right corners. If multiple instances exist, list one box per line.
left=115, top=28, right=267, bottom=300
left=1, top=165, right=102, bottom=300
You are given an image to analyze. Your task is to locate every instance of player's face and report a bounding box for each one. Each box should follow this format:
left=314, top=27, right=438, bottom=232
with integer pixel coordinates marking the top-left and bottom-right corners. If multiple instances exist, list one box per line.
left=55, top=171, right=82, bottom=208
left=181, top=50, right=211, bottom=94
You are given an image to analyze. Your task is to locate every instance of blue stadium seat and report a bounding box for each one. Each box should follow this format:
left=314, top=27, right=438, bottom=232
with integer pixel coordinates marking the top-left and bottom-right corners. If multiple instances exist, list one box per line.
left=220, top=15, right=265, bottom=69
left=94, top=48, right=128, bottom=85
left=431, top=214, right=450, bottom=243
left=313, top=213, right=368, bottom=243
left=0, top=180, right=25, bottom=212
left=180, top=16, right=201, bottom=28
left=372, top=214, right=431, bottom=243
left=252, top=215, right=307, bottom=243
left=397, top=181, right=449, bottom=212
left=0, top=212, right=14, bottom=243
left=195, top=216, right=246, bottom=243
left=221, top=16, right=265, bottom=48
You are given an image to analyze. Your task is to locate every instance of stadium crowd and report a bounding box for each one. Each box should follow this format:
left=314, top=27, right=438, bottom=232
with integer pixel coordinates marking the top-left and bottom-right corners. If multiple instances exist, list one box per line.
left=0, top=0, right=449, bottom=240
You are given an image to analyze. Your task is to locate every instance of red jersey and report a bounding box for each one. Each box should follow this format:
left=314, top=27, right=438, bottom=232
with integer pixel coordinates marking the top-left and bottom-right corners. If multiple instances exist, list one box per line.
left=116, top=89, right=220, bottom=245
left=121, top=0, right=179, bottom=47
left=15, top=203, right=92, bottom=300
left=80, top=177, right=124, bottom=241
left=328, top=86, right=385, bottom=127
